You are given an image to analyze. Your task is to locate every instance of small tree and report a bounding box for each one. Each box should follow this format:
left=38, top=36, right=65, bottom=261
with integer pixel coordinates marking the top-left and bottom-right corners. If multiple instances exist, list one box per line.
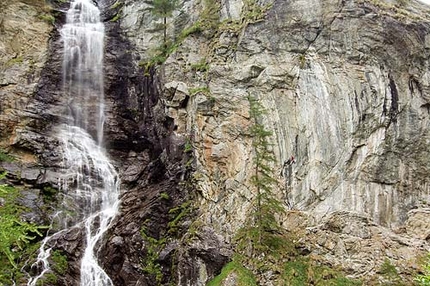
left=145, top=0, right=178, bottom=51
left=236, top=96, right=285, bottom=259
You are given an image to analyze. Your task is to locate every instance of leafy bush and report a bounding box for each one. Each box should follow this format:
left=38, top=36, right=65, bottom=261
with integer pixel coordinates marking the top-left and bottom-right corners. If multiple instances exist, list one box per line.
left=0, top=173, right=45, bottom=284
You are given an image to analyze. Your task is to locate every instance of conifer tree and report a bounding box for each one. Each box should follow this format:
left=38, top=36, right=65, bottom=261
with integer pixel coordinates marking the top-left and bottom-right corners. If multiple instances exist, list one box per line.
left=237, top=96, right=285, bottom=258
left=145, top=0, right=178, bottom=50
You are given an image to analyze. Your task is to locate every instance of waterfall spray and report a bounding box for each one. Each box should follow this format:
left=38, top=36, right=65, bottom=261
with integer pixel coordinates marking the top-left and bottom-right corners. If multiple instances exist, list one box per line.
left=28, top=0, right=119, bottom=285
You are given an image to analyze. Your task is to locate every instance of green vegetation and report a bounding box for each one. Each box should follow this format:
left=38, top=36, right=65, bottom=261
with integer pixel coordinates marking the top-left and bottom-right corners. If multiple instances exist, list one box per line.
left=0, top=173, right=46, bottom=285
left=179, top=22, right=203, bottom=38
left=42, top=186, right=58, bottom=203
left=109, top=0, right=123, bottom=22
left=167, top=201, right=191, bottom=236
left=189, top=86, right=210, bottom=96
left=5, top=56, right=24, bottom=69
left=146, top=0, right=179, bottom=49
left=190, top=59, right=209, bottom=73
left=236, top=95, right=283, bottom=257
left=282, top=257, right=362, bottom=286
left=139, top=198, right=193, bottom=284
left=0, top=150, right=14, bottom=162
left=38, top=13, right=55, bottom=25
left=51, top=250, right=68, bottom=275
left=140, top=226, right=166, bottom=285
left=160, top=192, right=169, bottom=200
left=110, top=0, right=123, bottom=9
left=183, top=140, right=193, bottom=153
left=380, top=258, right=402, bottom=285
left=207, top=259, right=257, bottom=286
left=417, top=254, right=430, bottom=285
left=199, top=0, right=221, bottom=36
left=207, top=97, right=361, bottom=285
left=110, top=13, right=121, bottom=22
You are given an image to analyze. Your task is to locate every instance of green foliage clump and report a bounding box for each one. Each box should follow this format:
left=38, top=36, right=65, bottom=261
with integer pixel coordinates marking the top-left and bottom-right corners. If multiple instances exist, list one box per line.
left=416, top=254, right=430, bottom=286
left=51, top=250, right=68, bottom=275
left=380, top=258, right=402, bottom=285
left=140, top=227, right=166, bottom=285
left=0, top=150, right=14, bottom=162
left=167, top=201, right=191, bottom=235
left=199, top=0, right=221, bottom=35
left=109, top=0, right=123, bottom=22
left=38, top=13, right=55, bottom=25
left=189, top=86, right=210, bottom=96
left=190, top=59, right=209, bottom=73
left=110, top=0, right=123, bottom=9
left=110, top=13, right=121, bottom=22
left=183, top=140, right=193, bottom=153
left=282, top=258, right=362, bottom=286
left=0, top=174, right=46, bottom=285
left=42, top=186, right=58, bottom=203
left=207, top=259, right=257, bottom=286
left=160, top=192, right=169, bottom=200
left=179, top=22, right=203, bottom=38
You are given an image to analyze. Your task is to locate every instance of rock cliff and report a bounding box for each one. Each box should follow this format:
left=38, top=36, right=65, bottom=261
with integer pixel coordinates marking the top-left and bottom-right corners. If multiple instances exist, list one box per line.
left=122, top=0, right=430, bottom=283
left=1, top=0, right=430, bottom=285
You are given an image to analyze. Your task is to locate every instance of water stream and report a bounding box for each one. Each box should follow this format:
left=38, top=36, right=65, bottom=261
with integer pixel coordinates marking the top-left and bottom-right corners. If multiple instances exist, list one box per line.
left=28, top=0, right=119, bottom=285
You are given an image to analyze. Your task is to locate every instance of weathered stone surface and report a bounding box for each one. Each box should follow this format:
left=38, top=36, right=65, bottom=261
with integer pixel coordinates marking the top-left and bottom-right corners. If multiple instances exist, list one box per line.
left=285, top=210, right=427, bottom=284
left=152, top=0, right=430, bottom=283
left=0, top=0, right=53, bottom=146
left=406, top=208, right=430, bottom=240
left=2, top=0, right=430, bottom=285
left=177, top=226, right=232, bottom=286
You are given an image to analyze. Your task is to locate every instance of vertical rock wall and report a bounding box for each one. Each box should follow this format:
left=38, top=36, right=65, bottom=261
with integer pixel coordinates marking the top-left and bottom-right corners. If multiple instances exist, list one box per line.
left=1, top=0, right=430, bottom=284
left=118, top=0, right=430, bottom=283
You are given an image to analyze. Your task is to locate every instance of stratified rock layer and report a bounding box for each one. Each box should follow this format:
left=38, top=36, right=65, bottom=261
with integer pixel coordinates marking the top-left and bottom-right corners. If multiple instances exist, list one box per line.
left=130, top=0, right=430, bottom=283
left=1, top=0, right=430, bottom=285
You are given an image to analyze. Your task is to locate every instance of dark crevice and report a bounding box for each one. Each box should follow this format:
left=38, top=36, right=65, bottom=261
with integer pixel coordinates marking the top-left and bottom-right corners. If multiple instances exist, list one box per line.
left=388, top=74, right=399, bottom=124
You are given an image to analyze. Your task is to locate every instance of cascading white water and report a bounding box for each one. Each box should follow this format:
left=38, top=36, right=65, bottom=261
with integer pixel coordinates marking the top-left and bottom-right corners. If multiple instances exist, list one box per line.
left=28, top=0, right=119, bottom=285
left=59, top=125, right=119, bottom=286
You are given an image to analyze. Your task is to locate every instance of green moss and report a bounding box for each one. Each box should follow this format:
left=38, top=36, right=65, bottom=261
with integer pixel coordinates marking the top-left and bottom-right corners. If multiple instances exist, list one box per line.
left=42, top=186, right=58, bottom=203
left=207, top=260, right=257, bottom=286
left=417, top=254, right=430, bottom=285
left=0, top=150, right=14, bottom=162
left=0, top=175, right=47, bottom=284
left=110, top=0, right=123, bottom=9
left=51, top=250, right=68, bottom=275
left=160, top=192, right=169, bottom=200
left=189, top=87, right=210, bottom=96
left=281, top=258, right=362, bottom=286
left=380, top=258, right=402, bottom=285
left=179, top=22, right=203, bottom=38
left=5, top=56, right=24, bottom=68
left=110, top=13, right=121, bottom=22
left=38, top=13, right=55, bottom=25
left=190, top=59, right=209, bottom=72
left=184, top=141, right=193, bottom=153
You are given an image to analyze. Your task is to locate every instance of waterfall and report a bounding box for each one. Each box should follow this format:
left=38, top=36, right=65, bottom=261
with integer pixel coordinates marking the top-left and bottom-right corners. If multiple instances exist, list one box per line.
left=28, top=0, right=119, bottom=285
